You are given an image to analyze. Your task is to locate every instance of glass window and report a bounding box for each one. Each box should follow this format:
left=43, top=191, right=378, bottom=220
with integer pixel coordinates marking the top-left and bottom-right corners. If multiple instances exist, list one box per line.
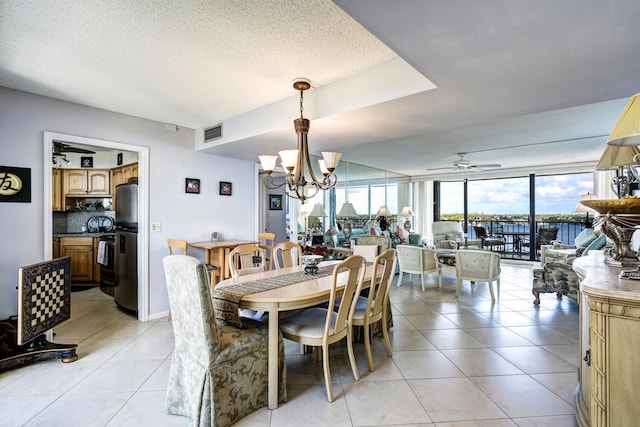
left=439, top=181, right=464, bottom=220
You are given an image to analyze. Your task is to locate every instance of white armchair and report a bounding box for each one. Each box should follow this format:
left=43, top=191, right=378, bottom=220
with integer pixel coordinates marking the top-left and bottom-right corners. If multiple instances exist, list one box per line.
left=455, top=249, right=501, bottom=302
left=396, top=245, right=441, bottom=292
left=431, top=221, right=482, bottom=248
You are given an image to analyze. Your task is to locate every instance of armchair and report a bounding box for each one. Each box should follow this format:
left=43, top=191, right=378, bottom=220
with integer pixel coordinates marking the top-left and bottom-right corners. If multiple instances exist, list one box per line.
left=396, top=245, right=442, bottom=292
left=432, top=221, right=481, bottom=248
left=432, top=221, right=465, bottom=249
left=532, top=228, right=607, bottom=305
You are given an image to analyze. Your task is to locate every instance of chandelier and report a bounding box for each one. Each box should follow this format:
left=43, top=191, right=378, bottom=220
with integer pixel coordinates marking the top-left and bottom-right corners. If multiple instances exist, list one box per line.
left=258, top=78, right=341, bottom=204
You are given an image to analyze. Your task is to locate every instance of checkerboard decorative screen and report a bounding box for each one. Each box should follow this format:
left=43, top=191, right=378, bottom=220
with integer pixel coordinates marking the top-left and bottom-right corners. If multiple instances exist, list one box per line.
left=17, top=257, right=71, bottom=345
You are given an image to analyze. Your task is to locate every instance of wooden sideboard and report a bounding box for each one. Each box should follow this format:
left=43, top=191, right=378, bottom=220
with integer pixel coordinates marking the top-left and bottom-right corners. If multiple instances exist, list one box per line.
left=573, top=251, right=640, bottom=426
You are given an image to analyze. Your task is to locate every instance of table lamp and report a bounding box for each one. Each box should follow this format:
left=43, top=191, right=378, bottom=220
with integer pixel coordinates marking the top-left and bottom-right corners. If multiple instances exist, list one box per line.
left=308, top=203, right=328, bottom=233
left=596, top=145, right=640, bottom=198
left=376, top=205, right=391, bottom=231
left=399, top=206, right=415, bottom=231
left=574, top=194, right=597, bottom=228
left=337, top=202, right=358, bottom=241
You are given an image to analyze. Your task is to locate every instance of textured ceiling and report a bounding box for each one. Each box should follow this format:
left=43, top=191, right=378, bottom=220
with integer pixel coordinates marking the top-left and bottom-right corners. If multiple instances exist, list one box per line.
left=0, top=0, right=395, bottom=128
left=2, top=0, right=640, bottom=178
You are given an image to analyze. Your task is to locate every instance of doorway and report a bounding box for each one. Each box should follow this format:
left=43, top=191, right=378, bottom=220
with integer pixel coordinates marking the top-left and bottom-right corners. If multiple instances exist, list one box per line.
left=43, top=131, right=151, bottom=321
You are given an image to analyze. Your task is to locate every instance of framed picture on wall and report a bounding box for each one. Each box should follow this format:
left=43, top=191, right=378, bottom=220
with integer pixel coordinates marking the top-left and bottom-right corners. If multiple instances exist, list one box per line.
left=185, top=178, right=200, bottom=194
left=269, top=194, right=283, bottom=210
left=219, top=181, right=232, bottom=196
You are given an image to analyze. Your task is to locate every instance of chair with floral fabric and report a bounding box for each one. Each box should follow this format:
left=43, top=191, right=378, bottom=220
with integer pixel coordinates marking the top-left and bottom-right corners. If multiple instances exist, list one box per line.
left=162, top=255, right=287, bottom=426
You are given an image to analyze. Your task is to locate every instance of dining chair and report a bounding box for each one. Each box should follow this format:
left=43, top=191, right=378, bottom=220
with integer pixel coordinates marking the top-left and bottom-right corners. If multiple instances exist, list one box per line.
left=279, top=255, right=366, bottom=402
left=228, top=244, right=267, bottom=277
left=351, top=249, right=396, bottom=372
left=353, top=244, right=378, bottom=263
left=273, top=241, right=303, bottom=269
left=167, top=238, right=219, bottom=287
left=472, top=226, right=506, bottom=252
left=455, top=249, right=501, bottom=302
left=522, top=227, right=559, bottom=253
left=396, top=245, right=441, bottom=291
left=162, top=255, right=287, bottom=426
left=257, top=232, right=276, bottom=270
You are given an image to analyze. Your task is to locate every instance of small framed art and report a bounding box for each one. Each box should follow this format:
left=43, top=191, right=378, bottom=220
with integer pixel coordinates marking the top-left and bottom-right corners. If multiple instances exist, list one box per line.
left=80, top=157, right=93, bottom=168
left=269, top=194, right=283, bottom=210
left=219, top=181, right=232, bottom=196
left=185, top=178, right=200, bottom=194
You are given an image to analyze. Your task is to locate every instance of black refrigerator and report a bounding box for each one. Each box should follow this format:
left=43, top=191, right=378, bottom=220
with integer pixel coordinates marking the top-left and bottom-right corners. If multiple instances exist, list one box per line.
left=114, top=181, right=138, bottom=312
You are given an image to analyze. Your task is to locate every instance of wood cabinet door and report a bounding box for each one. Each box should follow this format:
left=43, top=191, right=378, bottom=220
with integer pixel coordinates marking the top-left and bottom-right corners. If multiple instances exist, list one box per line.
left=88, top=170, right=110, bottom=195
left=60, top=237, right=94, bottom=282
left=64, top=170, right=87, bottom=195
left=52, top=238, right=61, bottom=259
left=52, top=169, right=63, bottom=211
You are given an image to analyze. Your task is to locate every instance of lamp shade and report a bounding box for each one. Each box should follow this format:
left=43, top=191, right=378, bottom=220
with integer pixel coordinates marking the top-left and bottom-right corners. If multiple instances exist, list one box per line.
left=376, top=205, right=391, bottom=217
left=337, top=202, right=358, bottom=218
left=607, top=93, right=640, bottom=146
left=309, top=203, right=328, bottom=217
left=596, top=145, right=640, bottom=170
left=574, top=193, right=598, bottom=213
left=399, top=206, right=415, bottom=217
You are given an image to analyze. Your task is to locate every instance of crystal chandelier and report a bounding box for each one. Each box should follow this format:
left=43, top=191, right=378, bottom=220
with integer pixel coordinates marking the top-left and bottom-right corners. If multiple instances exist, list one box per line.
left=258, top=78, right=341, bottom=204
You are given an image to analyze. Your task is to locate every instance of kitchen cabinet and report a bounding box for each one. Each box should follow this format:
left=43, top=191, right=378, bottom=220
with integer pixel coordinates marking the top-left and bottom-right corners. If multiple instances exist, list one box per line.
left=60, top=237, right=94, bottom=282
left=93, top=237, right=101, bottom=284
left=111, top=162, right=138, bottom=209
left=52, top=237, right=61, bottom=259
left=573, top=252, right=640, bottom=426
left=52, top=169, right=63, bottom=211
left=63, top=169, right=111, bottom=196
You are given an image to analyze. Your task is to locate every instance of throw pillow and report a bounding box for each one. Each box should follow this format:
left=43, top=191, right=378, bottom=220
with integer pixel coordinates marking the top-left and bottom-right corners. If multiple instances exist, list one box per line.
left=369, top=227, right=378, bottom=236
left=574, top=228, right=597, bottom=248
left=582, top=234, right=607, bottom=255
left=396, top=225, right=410, bottom=243
left=324, top=226, right=338, bottom=236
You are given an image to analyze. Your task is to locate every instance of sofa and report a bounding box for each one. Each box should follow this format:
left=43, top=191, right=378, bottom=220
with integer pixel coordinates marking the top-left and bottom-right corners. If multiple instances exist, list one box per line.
left=531, top=228, right=607, bottom=305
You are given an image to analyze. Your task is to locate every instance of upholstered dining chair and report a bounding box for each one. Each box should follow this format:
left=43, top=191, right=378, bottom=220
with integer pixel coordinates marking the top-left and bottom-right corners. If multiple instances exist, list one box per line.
left=228, top=244, right=267, bottom=277
left=353, top=244, right=378, bottom=263
left=273, top=241, right=303, bottom=269
left=396, top=245, right=441, bottom=292
left=162, top=255, right=287, bottom=426
left=455, top=249, right=501, bottom=302
left=167, top=238, right=219, bottom=286
left=351, top=249, right=396, bottom=372
left=257, top=232, right=276, bottom=270
left=279, top=255, right=366, bottom=402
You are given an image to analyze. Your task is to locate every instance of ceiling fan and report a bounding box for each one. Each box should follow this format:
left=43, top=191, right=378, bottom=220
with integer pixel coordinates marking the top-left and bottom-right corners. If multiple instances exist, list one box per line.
left=53, top=141, right=96, bottom=155
left=426, top=152, right=502, bottom=172
left=52, top=141, right=95, bottom=165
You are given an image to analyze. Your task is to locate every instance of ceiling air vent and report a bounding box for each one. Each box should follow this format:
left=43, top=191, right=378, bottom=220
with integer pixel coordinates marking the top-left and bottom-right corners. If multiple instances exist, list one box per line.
left=203, top=124, right=222, bottom=143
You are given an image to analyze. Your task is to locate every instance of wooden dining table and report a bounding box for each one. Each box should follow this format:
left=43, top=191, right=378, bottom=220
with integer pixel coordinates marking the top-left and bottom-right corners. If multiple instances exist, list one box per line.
left=189, top=239, right=257, bottom=285
left=214, top=260, right=381, bottom=409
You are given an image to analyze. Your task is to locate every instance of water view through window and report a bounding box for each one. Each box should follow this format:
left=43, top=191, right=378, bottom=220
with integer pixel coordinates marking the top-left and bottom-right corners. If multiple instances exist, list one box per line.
left=440, top=172, right=594, bottom=256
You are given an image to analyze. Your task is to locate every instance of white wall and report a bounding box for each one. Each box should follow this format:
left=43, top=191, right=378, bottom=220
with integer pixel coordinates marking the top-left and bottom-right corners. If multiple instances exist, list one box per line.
left=0, top=87, right=256, bottom=319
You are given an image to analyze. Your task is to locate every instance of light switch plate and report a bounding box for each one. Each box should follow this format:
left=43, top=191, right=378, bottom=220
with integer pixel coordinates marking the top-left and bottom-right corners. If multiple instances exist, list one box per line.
left=151, top=222, right=161, bottom=232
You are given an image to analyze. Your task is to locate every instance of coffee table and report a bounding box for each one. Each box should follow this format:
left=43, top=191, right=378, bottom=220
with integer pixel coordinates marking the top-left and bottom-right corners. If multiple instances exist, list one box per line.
left=436, top=249, right=456, bottom=266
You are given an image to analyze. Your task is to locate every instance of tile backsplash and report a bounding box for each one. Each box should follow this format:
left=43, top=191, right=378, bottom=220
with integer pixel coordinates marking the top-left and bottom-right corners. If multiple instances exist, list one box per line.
left=53, top=210, right=115, bottom=234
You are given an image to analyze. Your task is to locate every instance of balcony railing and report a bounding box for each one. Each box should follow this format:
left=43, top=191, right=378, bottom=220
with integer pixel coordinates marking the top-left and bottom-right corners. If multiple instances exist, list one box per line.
left=466, top=219, right=587, bottom=261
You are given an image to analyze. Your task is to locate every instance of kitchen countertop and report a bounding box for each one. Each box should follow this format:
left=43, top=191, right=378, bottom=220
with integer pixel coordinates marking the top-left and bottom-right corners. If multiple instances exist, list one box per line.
left=53, top=232, right=115, bottom=238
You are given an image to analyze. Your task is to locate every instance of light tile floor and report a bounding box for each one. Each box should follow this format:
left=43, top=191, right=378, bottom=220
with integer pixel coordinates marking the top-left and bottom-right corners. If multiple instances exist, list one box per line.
left=0, top=262, right=579, bottom=426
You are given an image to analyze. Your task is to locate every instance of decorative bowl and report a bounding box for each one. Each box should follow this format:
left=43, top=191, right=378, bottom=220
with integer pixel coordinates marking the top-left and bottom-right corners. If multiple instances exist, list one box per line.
left=301, top=255, right=323, bottom=266
left=581, top=198, right=640, bottom=214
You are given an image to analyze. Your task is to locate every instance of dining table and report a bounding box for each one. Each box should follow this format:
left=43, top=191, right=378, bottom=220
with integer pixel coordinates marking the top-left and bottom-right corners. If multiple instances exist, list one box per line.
left=213, top=260, right=382, bottom=409
left=189, top=239, right=258, bottom=285
left=495, top=231, right=530, bottom=254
